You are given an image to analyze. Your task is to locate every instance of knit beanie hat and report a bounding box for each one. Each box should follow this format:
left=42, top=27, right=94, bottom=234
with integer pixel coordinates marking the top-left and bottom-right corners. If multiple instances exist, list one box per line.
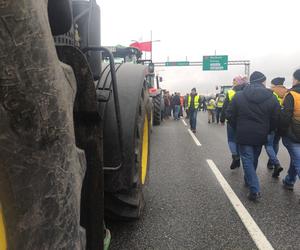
left=233, top=75, right=248, bottom=85
left=271, top=77, right=285, bottom=86
left=293, top=69, right=300, bottom=81
left=250, top=71, right=266, bottom=84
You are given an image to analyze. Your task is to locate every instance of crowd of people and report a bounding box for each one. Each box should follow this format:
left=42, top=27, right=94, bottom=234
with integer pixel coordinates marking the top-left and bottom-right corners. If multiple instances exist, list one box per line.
left=163, top=89, right=202, bottom=132
left=223, top=70, right=300, bottom=201
left=163, top=69, right=300, bottom=202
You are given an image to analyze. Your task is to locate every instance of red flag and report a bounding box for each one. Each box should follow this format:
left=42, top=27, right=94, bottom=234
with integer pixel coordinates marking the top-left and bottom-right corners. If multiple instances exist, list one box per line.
left=130, top=41, right=152, bottom=52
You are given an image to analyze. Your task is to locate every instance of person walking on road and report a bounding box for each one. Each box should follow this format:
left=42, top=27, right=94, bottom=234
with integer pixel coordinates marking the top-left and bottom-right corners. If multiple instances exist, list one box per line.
left=280, top=69, right=300, bottom=190
left=180, top=94, right=184, bottom=117
left=221, top=76, right=247, bottom=169
left=207, top=97, right=216, bottom=123
left=227, top=71, right=280, bottom=201
left=173, top=92, right=181, bottom=120
left=164, top=91, right=171, bottom=119
left=202, top=96, right=207, bottom=112
left=188, top=88, right=200, bottom=133
left=265, top=77, right=287, bottom=177
left=215, top=93, right=226, bottom=124
left=184, top=93, right=190, bottom=119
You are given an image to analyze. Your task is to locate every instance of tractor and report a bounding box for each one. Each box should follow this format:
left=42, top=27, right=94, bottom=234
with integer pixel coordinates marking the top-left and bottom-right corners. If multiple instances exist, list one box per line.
left=0, top=0, right=152, bottom=249
left=103, top=45, right=164, bottom=127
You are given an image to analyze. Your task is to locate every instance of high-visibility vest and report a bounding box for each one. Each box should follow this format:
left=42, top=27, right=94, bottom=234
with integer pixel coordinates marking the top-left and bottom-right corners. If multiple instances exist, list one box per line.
left=228, top=89, right=236, bottom=102
left=273, top=92, right=283, bottom=106
left=188, top=95, right=200, bottom=109
left=289, top=91, right=300, bottom=121
left=207, top=99, right=215, bottom=110
left=217, top=97, right=224, bottom=108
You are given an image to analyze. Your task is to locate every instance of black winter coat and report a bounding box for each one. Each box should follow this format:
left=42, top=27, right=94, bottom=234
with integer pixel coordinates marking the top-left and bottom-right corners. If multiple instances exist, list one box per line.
left=279, top=84, right=300, bottom=142
left=226, top=83, right=280, bottom=145
left=173, top=95, right=181, bottom=106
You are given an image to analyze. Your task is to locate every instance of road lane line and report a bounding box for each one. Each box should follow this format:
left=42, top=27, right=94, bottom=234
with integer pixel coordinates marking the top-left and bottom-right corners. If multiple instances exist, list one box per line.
left=206, top=159, right=274, bottom=250
left=188, top=129, right=201, bottom=146
left=182, top=119, right=187, bottom=126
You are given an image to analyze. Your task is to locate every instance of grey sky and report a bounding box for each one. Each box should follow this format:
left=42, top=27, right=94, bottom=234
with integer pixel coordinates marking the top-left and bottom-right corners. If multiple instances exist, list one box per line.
left=98, top=0, right=300, bottom=94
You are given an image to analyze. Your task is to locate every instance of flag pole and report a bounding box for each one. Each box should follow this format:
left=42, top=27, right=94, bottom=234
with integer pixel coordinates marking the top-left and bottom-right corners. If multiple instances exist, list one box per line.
left=150, top=30, right=153, bottom=61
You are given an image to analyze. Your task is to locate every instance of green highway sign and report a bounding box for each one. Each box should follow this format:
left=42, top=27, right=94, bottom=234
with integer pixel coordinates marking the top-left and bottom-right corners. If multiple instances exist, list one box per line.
left=165, top=61, right=190, bottom=66
left=203, top=55, right=228, bottom=71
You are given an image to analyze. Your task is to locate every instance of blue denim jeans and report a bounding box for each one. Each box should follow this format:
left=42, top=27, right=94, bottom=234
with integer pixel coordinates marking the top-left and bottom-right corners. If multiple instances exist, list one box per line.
left=174, top=105, right=180, bottom=120
left=282, top=137, right=300, bottom=185
left=227, top=123, right=239, bottom=156
left=239, top=145, right=263, bottom=193
left=189, top=108, right=198, bottom=130
left=264, top=131, right=280, bottom=165
left=273, top=133, right=280, bottom=155
left=216, top=107, right=222, bottom=123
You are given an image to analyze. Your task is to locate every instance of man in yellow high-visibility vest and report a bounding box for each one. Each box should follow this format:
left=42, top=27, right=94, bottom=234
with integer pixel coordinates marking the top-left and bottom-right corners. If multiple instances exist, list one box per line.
left=215, top=93, right=225, bottom=124
left=265, top=77, right=287, bottom=178
left=220, top=76, right=248, bottom=170
left=206, top=98, right=216, bottom=123
left=188, top=88, right=200, bottom=133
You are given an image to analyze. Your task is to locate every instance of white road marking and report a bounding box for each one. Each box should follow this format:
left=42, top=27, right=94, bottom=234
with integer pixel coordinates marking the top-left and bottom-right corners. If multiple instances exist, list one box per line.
left=182, top=119, right=187, bottom=126
left=206, top=159, right=274, bottom=250
left=188, top=129, right=201, bottom=146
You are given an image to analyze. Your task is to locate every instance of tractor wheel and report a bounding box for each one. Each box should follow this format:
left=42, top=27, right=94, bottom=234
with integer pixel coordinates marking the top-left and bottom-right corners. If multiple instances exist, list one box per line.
left=102, top=63, right=151, bottom=220
left=152, top=93, right=162, bottom=126
left=0, top=204, right=6, bottom=250
left=0, top=1, right=90, bottom=249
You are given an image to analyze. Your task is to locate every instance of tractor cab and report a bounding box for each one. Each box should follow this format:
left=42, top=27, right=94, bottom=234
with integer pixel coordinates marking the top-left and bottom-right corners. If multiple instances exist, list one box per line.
left=103, top=46, right=142, bottom=64
left=216, top=85, right=232, bottom=95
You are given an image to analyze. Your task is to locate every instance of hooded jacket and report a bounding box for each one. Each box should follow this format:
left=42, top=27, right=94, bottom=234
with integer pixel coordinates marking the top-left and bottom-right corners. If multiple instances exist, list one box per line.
left=220, top=84, right=246, bottom=123
left=226, top=83, right=280, bottom=145
left=279, top=83, right=300, bottom=142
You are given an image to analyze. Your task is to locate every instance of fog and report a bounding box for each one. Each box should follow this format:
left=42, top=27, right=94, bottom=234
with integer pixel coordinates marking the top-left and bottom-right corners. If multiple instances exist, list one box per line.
left=98, top=0, right=300, bottom=94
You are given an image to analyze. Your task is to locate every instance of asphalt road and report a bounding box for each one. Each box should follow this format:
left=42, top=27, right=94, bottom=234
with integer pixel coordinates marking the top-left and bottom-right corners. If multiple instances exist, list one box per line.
left=108, top=112, right=300, bottom=250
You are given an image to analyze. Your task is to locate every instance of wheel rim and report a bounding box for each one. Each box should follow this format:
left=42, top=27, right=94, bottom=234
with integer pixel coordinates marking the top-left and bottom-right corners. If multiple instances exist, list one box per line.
left=0, top=204, right=7, bottom=250
left=141, top=115, right=149, bottom=185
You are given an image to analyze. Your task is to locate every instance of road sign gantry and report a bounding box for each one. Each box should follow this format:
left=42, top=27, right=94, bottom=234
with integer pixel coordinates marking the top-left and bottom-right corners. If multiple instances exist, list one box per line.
left=154, top=60, right=251, bottom=78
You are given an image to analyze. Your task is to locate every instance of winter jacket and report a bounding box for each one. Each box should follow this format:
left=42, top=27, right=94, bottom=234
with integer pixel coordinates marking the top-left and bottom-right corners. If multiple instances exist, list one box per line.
left=226, top=83, right=280, bottom=145
left=220, top=84, right=246, bottom=123
left=279, top=84, right=300, bottom=142
left=173, top=95, right=181, bottom=106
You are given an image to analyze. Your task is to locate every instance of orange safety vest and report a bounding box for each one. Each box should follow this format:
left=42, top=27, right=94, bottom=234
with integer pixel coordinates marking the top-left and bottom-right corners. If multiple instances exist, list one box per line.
left=289, top=91, right=300, bottom=121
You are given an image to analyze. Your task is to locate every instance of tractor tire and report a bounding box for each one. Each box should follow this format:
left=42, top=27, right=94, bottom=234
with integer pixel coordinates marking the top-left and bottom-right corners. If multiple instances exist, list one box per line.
left=101, top=63, right=151, bottom=220
left=152, top=94, right=162, bottom=126
left=0, top=1, right=94, bottom=249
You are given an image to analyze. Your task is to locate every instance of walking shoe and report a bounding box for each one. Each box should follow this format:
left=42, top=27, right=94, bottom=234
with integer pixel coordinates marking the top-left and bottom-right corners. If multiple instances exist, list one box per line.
left=272, top=164, right=283, bottom=178
left=230, top=155, right=240, bottom=169
left=248, top=192, right=261, bottom=202
left=282, top=179, right=294, bottom=191
left=267, top=159, right=274, bottom=170
left=192, top=129, right=196, bottom=133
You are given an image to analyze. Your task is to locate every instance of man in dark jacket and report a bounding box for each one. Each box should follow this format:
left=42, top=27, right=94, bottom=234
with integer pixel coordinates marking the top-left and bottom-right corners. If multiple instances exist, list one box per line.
left=280, top=69, right=300, bottom=190
left=173, top=92, right=181, bottom=120
left=227, top=71, right=280, bottom=201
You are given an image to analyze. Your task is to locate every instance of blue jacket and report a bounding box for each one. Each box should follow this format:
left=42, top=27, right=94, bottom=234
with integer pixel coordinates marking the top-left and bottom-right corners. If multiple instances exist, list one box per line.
left=226, top=83, right=280, bottom=145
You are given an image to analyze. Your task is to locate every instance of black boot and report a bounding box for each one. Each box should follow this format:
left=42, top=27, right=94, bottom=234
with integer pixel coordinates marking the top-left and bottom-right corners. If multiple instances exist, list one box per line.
left=267, top=159, right=274, bottom=170
left=272, top=164, right=283, bottom=178
left=230, top=155, right=240, bottom=169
